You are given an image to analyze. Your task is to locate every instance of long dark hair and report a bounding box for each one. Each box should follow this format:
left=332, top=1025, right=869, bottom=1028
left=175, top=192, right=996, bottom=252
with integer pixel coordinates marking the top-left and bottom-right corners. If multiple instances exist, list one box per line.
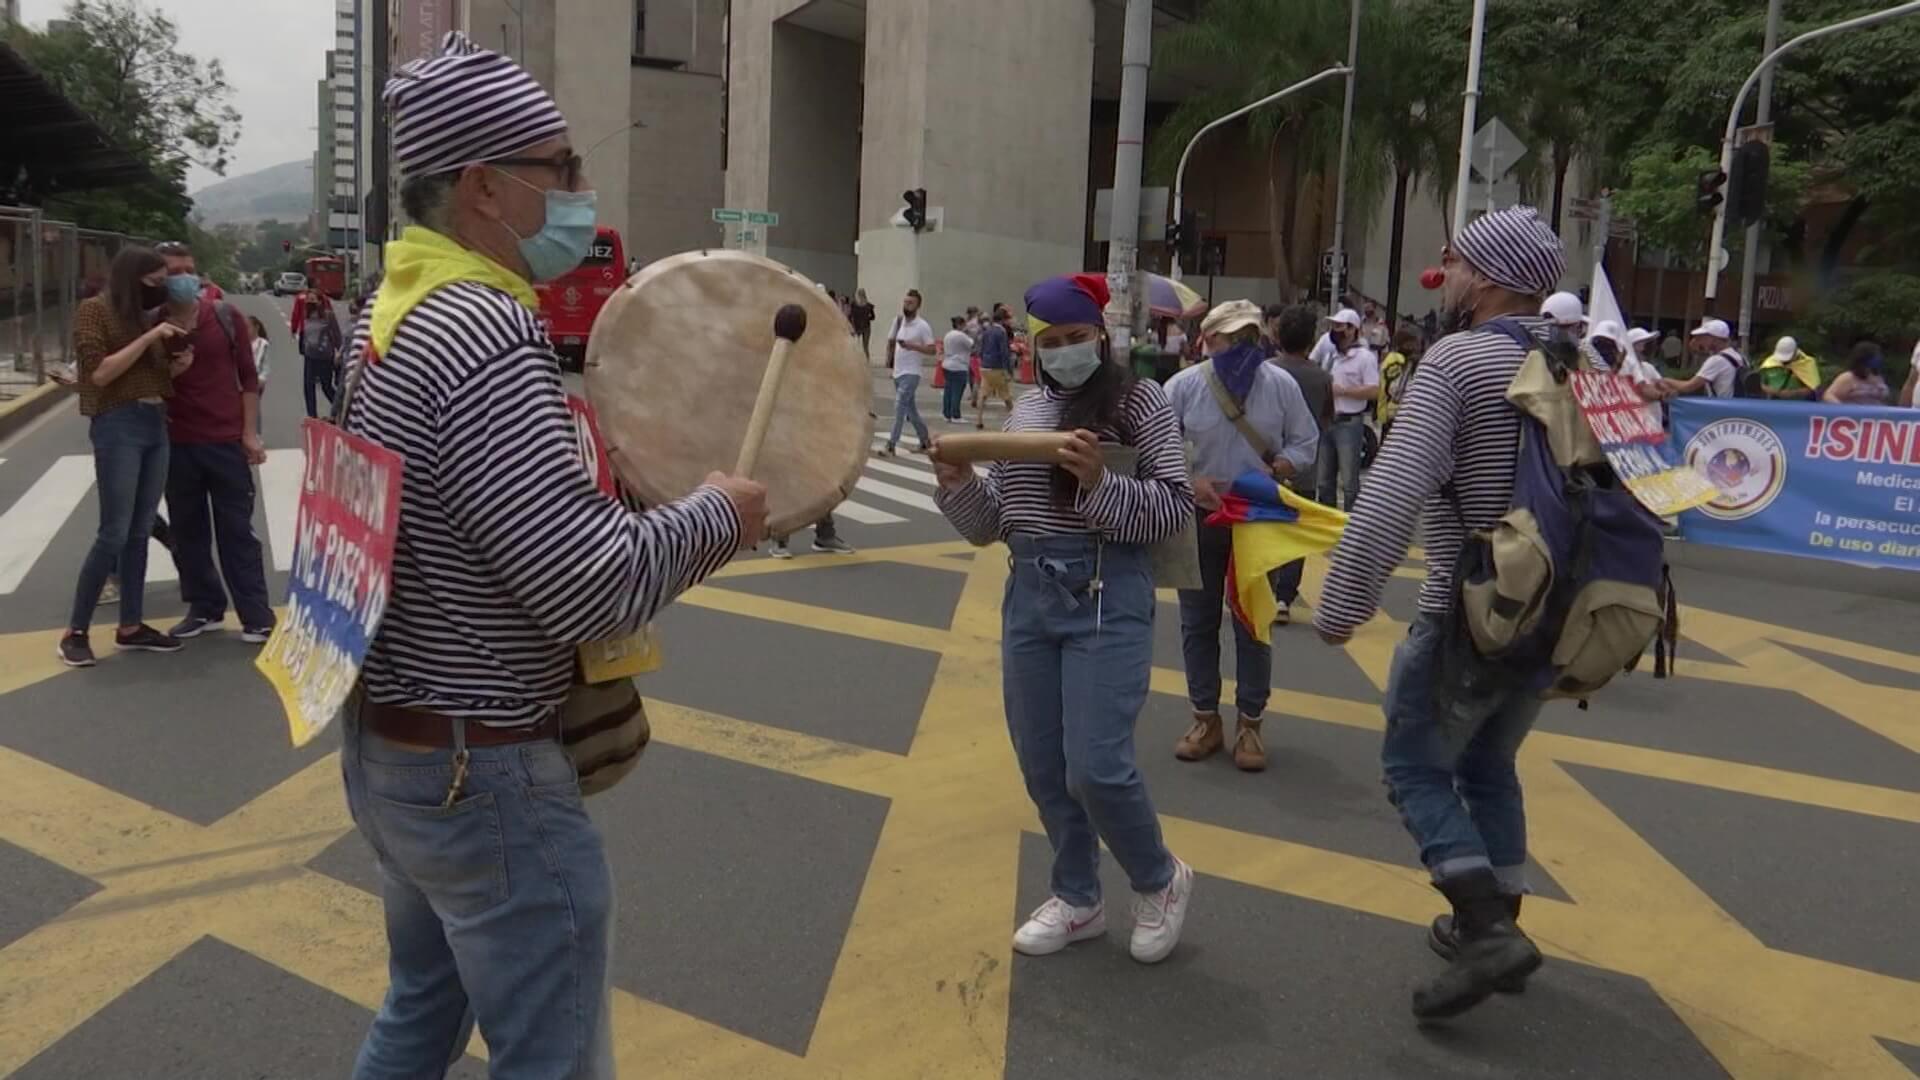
left=1040, top=333, right=1135, bottom=504
left=1848, top=341, right=1881, bottom=378
left=106, top=245, right=165, bottom=332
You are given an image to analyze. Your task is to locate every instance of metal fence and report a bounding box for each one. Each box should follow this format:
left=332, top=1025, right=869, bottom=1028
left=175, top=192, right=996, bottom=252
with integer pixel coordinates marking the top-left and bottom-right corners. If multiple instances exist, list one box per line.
left=0, top=205, right=153, bottom=402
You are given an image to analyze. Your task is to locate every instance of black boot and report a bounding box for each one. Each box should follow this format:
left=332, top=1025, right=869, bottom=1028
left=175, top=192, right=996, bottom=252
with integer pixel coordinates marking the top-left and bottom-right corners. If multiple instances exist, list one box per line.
left=1411, top=869, right=1542, bottom=1020
left=1428, top=893, right=1529, bottom=994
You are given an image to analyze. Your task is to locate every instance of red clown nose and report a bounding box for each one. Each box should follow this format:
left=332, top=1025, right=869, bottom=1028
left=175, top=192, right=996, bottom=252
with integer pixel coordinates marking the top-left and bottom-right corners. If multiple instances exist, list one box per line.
left=1419, top=267, right=1446, bottom=290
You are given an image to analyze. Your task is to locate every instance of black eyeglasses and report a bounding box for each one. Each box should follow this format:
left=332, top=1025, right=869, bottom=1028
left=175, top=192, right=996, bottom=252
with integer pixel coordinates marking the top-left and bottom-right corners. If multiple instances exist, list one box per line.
left=490, top=152, right=584, bottom=190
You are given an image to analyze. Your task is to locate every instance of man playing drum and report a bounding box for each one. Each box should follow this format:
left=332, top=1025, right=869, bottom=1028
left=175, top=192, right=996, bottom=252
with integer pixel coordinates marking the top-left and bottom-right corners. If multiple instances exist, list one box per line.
left=335, top=33, right=766, bottom=1078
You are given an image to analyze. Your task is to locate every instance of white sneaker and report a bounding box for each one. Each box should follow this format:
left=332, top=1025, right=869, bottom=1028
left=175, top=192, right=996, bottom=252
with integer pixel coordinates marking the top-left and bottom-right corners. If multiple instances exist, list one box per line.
left=1012, top=896, right=1106, bottom=956
left=769, top=538, right=793, bottom=559
left=1129, top=858, right=1194, bottom=964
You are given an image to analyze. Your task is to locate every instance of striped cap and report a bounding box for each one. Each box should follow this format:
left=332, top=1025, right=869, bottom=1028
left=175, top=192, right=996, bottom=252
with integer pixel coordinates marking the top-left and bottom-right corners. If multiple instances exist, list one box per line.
left=386, top=31, right=568, bottom=179
left=1452, top=206, right=1566, bottom=297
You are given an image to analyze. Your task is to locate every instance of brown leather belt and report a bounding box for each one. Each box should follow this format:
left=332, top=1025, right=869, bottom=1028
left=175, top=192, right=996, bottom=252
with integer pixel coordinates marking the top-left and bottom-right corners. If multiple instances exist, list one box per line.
left=361, top=701, right=558, bottom=748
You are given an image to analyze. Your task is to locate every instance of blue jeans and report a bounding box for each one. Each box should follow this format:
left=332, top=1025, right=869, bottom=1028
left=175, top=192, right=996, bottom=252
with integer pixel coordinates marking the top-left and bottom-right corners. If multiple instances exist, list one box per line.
left=70, top=402, right=169, bottom=629
left=167, top=441, right=275, bottom=629
left=1178, top=517, right=1270, bottom=717
left=1315, top=416, right=1367, bottom=512
left=940, top=367, right=968, bottom=419
left=341, top=707, right=615, bottom=1079
left=888, top=373, right=930, bottom=450
left=1381, top=612, right=1545, bottom=887
left=1003, top=534, right=1174, bottom=907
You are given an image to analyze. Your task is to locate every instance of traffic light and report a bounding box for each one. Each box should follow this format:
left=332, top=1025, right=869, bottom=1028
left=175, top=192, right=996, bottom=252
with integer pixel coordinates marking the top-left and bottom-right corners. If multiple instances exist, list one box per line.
left=1169, top=211, right=1199, bottom=273
left=1695, top=168, right=1727, bottom=216
left=1726, top=141, right=1771, bottom=228
left=902, top=188, right=927, bottom=232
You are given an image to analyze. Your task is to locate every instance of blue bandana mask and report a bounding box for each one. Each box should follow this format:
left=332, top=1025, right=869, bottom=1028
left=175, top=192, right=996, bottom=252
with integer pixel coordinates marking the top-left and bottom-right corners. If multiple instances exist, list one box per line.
left=493, top=168, right=598, bottom=283
left=1208, top=341, right=1266, bottom=401
left=165, top=273, right=200, bottom=304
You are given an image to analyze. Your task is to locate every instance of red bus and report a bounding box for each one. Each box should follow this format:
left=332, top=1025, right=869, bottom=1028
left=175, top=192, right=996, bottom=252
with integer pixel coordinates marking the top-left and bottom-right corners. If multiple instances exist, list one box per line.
left=304, top=256, right=347, bottom=300
left=534, top=226, right=624, bottom=371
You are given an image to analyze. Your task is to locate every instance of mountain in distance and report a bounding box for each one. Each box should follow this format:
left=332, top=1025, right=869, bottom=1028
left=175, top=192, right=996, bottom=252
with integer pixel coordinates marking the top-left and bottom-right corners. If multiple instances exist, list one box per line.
left=189, top=159, right=313, bottom=226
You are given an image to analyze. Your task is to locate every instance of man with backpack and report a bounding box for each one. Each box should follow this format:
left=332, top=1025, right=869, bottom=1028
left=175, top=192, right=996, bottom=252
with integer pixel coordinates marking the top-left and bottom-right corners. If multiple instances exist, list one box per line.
left=152, top=240, right=276, bottom=643
left=291, top=288, right=344, bottom=418
left=1312, top=206, right=1586, bottom=1020
left=1665, top=318, right=1746, bottom=398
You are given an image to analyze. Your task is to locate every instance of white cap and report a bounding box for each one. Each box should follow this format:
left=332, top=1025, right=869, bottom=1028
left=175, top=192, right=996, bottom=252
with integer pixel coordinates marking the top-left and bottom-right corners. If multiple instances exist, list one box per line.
left=1626, top=327, right=1658, bottom=346
left=1771, top=335, right=1798, bottom=360
left=1328, top=308, right=1363, bottom=328
left=1590, top=319, right=1627, bottom=348
left=1540, top=291, right=1585, bottom=326
left=1691, top=318, right=1733, bottom=339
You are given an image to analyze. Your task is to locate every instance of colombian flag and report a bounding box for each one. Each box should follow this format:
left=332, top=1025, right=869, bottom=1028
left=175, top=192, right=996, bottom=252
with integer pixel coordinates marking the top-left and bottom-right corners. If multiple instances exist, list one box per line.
left=1205, top=470, right=1349, bottom=644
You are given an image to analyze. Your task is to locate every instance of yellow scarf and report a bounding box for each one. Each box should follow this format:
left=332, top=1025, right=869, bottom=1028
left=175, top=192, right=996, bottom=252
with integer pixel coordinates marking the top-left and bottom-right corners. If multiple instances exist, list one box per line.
left=370, top=226, right=540, bottom=356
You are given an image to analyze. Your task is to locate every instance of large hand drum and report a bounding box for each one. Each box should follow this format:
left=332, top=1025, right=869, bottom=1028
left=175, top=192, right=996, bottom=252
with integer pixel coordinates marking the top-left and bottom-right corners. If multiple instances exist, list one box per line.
left=584, top=250, right=870, bottom=536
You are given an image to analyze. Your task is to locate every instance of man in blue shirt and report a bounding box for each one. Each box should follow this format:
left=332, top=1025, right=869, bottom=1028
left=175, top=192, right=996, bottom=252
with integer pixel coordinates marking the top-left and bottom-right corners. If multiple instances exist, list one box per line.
left=1163, top=299, right=1318, bottom=772
left=974, top=304, right=1015, bottom=429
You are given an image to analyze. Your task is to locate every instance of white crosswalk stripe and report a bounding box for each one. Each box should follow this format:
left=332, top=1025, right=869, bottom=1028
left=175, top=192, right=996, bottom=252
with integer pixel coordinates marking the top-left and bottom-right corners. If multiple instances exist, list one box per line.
left=0, top=445, right=970, bottom=595
left=0, top=455, right=95, bottom=594
left=260, top=449, right=304, bottom=572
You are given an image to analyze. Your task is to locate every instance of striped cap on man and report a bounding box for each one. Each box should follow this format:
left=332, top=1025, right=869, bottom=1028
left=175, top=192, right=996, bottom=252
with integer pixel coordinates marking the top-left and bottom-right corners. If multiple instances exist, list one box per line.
left=386, top=31, right=567, bottom=179
left=1452, top=205, right=1566, bottom=297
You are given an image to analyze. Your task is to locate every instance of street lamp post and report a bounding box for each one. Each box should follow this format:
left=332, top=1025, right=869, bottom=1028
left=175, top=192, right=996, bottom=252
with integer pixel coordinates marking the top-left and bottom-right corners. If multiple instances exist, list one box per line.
left=1170, top=66, right=1351, bottom=283
left=1328, top=0, right=1364, bottom=309
left=1105, top=0, right=1153, bottom=351
left=1733, top=0, right=1784, bottom=351
left=1449, top=0, right=1491, bottom=238
left=1704, top=0, right=1920, bottom=310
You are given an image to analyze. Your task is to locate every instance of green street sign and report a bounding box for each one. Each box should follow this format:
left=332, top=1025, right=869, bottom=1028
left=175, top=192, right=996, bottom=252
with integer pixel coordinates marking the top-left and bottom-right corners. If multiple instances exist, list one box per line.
left=711, top=208, right=745, bottom=223
left=746, top=210, right=780, bottom=226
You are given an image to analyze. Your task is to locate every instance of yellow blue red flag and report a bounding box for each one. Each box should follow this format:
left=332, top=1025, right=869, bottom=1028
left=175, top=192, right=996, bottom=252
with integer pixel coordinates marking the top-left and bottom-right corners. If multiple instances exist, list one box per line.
left=1204, top=470, right=1349, bottom=644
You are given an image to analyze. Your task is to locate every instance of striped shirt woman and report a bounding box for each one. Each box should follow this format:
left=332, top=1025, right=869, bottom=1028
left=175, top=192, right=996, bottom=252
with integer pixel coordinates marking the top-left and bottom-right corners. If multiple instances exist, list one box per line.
left=931, top=272, right=1196, bottom=968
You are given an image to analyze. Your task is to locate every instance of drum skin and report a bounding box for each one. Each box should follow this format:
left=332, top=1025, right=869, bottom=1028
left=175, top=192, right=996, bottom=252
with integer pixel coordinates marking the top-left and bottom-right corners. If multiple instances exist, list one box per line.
left=584, top=250, right=870, bottom=535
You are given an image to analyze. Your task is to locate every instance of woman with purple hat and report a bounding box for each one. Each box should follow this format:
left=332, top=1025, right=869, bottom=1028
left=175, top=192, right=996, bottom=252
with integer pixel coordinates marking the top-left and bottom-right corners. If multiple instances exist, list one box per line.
left=932, top=272, right=1198, bottom=965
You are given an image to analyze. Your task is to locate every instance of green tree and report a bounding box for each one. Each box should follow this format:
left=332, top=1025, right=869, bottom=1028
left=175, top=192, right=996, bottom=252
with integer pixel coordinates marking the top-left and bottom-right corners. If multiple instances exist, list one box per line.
left=1150, top=0, right=1457, bottom=309
left=234, top=220, right=315, bottom=275
left=1614, top=144, right=1811, bottom=265
left=7, top=0, right=243, bottom=236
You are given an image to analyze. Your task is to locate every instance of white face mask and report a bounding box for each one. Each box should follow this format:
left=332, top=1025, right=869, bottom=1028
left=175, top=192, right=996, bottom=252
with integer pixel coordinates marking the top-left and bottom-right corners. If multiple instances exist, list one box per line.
left=1038, top=340, right=1103, bottom=388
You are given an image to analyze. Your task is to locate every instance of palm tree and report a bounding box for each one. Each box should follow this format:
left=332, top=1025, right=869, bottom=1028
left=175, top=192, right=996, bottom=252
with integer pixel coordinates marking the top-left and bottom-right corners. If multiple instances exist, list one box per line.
left=1151, top=0, right=1457, bottom=314
left=1150, top=0, right=1356, bottom=299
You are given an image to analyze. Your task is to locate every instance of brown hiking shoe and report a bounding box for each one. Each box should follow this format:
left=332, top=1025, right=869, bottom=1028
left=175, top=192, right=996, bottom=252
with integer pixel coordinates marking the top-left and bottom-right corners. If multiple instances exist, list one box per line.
left=1232, top=715, right=1267, bottom=772
left=1174, top=712, right=1224, bottom=761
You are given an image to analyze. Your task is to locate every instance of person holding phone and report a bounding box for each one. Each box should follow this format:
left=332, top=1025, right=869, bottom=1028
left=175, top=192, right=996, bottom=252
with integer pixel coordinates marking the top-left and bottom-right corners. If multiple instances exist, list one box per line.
left=58, top=246, right=193, bottom=667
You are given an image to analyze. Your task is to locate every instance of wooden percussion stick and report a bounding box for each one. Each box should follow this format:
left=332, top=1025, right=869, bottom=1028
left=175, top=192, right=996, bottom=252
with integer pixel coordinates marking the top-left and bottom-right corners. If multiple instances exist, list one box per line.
left=735, top=303, right=809, bottom=478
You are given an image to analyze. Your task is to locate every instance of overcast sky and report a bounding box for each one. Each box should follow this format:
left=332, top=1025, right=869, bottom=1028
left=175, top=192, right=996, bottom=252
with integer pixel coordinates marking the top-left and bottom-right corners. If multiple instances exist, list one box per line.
left=19, top=0, right=334, bottom=193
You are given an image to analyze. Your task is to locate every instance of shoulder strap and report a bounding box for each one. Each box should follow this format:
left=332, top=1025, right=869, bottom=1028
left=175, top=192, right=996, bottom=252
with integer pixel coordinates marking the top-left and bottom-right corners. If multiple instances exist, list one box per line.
left=1481, top=316, right=1540, bottom=352
left=1204, top=361, right=1274, bottom=460
left=211, top=302, right=238, bottom=351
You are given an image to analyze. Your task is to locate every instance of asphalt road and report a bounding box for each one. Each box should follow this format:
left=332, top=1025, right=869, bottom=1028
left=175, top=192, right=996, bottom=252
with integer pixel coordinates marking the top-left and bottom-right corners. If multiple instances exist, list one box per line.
left=2, top=298, right=1918, bottom=1078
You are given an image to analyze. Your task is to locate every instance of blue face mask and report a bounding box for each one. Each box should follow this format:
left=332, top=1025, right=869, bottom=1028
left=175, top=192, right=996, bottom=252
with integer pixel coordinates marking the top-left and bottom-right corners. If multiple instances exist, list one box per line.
left=493, top=167, right=598, bottom=283
left=165, top=273, right=200, bottom=304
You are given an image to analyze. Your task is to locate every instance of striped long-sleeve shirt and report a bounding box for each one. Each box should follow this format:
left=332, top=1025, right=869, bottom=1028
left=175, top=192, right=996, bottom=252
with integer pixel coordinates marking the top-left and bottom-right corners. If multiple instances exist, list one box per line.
left=1315, top=316, right=1565, bottom=638
left=935, top=378, right=1193, bottom=545
left=339, top=282, right=742, bottom=725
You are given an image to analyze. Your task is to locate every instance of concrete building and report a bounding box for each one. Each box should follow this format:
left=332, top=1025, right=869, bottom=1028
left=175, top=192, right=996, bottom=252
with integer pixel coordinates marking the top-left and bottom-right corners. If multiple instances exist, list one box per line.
left=351, top=0, right=1609, bottom=343
left=326, top=1, right=362, bottom=260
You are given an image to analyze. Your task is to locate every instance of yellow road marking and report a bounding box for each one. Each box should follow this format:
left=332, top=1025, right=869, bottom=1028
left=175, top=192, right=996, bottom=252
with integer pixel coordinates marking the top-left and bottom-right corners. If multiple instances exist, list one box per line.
left=1, top=539, right=1917, bottom=1078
